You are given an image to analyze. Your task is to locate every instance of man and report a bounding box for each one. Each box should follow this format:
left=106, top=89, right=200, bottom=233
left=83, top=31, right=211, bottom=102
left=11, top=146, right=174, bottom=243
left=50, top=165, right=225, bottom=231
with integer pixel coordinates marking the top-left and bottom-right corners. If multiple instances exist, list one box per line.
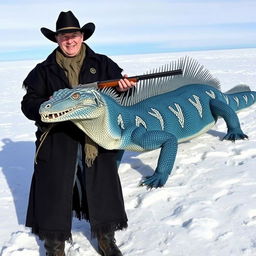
left=21, top=11, right=135, bottom=256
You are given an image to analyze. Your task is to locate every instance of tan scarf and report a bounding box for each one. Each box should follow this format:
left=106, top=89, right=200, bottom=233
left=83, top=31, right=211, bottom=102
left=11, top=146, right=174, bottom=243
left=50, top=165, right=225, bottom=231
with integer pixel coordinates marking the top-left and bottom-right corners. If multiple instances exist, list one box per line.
left=56, top=44, right=85, bottom=87
left=56, top=44, right=98, bottom=167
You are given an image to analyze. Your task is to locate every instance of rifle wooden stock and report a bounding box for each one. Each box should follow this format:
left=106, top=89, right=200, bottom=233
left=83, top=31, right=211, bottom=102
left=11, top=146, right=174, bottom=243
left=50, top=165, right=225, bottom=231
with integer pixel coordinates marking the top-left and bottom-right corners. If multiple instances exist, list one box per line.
left=97, top=68, right=182, bottom=89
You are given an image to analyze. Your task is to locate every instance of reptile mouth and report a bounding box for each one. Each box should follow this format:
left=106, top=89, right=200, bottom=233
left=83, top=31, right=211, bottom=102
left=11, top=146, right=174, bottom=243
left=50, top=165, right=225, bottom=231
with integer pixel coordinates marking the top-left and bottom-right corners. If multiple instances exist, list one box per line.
left=41, top=107, right=75, bottom=120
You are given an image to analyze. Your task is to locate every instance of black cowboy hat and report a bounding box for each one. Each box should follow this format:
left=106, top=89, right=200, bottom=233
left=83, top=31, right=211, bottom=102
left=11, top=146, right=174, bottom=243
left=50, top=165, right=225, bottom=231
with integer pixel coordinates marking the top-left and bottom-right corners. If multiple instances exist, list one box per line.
left=41, top=11, right=95, bottom=42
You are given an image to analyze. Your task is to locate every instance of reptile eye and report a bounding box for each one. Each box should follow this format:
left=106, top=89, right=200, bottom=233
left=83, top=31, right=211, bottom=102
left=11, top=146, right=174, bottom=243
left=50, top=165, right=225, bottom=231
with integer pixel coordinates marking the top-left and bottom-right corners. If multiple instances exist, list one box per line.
left=45, top=104, right=51, bottom=108
left=71, top=92, right=81, bottom=100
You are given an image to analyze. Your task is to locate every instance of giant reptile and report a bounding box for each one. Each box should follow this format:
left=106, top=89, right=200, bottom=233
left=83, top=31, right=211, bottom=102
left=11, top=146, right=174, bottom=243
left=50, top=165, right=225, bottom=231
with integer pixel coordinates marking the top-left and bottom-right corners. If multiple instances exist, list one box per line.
left=39, top=57, right=256, bottom=188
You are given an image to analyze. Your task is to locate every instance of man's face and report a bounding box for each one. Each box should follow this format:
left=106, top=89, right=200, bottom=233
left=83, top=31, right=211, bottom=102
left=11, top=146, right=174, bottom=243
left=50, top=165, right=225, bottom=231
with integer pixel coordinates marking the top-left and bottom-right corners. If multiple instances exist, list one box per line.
left=56, top=31, right=84, bottom=57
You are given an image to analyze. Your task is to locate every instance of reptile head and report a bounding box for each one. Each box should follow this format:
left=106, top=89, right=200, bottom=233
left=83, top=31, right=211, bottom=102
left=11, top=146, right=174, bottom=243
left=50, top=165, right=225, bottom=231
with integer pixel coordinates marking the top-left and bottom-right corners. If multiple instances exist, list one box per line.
left=39, top=88, right=105, bottom=122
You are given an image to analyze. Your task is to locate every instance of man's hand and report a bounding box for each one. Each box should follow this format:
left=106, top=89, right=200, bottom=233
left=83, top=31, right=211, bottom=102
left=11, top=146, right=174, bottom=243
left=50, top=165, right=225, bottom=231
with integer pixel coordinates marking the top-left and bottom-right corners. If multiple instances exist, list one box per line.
left=117, top=74, right=136, bottom=92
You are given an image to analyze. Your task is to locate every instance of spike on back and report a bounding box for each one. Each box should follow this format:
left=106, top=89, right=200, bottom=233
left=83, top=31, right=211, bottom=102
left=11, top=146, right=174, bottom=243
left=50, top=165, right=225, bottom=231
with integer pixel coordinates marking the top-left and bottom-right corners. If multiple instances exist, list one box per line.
left=225, top=84, right=251, bottom=94
left=101, top=56, right=220, bottom=106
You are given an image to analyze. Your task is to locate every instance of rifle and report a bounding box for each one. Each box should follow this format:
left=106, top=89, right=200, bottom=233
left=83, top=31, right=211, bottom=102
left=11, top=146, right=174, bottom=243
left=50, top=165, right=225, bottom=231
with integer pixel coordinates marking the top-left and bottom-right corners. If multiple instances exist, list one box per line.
left=78, top=68, right=183, bottom=89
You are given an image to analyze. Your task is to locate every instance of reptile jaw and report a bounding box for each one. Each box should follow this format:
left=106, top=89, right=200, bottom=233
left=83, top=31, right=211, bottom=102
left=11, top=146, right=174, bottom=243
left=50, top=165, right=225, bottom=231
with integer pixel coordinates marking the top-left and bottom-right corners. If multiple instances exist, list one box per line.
left=41, top=107, right=75, bottom=121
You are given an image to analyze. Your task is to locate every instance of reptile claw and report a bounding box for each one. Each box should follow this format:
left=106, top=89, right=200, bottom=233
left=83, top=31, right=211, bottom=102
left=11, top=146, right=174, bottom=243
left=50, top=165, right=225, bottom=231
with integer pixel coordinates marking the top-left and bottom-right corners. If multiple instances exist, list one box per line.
left=223, top=132, right=249, bottom=141
left=141, top=173, right=168, bottom=189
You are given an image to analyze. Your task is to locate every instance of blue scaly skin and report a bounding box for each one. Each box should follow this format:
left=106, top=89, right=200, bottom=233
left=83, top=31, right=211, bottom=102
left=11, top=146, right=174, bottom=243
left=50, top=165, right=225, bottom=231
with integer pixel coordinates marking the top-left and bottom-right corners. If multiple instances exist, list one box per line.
left=39, top=58, right=256, bottom=188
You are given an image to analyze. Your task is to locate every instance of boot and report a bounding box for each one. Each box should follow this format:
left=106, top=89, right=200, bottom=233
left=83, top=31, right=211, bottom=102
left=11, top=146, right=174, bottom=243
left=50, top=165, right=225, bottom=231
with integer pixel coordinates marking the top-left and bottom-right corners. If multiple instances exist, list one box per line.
left=44, top=239, right=65, bottom=256
left=97, top=231, right=123, bottom=256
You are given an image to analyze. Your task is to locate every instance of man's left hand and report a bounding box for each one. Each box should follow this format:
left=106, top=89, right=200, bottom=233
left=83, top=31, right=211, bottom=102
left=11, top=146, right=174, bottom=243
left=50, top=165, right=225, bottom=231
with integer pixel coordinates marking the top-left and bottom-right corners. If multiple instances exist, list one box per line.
left=117, top=74, right=136, bottom=92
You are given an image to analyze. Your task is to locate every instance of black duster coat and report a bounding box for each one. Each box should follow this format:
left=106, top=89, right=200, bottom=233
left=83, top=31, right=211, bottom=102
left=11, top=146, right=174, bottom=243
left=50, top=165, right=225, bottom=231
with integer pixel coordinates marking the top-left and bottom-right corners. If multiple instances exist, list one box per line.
left=21, top=44, right=128, bottom=241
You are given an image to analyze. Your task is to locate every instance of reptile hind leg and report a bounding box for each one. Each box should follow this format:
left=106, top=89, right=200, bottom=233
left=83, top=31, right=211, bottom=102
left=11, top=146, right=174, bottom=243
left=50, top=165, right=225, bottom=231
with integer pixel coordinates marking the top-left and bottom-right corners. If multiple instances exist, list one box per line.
left=131, top=127, right=178, bottom=188
left=210, top=99, right=248, bottom=141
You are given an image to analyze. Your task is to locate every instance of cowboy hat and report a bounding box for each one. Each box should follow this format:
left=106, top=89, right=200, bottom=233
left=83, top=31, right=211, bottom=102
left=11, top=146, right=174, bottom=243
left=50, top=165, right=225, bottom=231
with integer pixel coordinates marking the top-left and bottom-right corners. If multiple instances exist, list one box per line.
left=41, top=11, right=95, bottom=42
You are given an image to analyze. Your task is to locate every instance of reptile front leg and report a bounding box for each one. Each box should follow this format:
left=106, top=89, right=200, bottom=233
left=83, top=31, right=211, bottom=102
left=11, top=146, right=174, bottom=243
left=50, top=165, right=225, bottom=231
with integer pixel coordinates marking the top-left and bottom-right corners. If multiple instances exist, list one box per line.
left=131, top=127, right=178, bottom=188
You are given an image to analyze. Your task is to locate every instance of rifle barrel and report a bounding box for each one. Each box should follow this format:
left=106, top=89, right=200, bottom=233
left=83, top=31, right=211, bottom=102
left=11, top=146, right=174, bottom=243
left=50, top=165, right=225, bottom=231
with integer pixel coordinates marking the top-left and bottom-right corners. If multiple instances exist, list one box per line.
left=98, top=68, right=182, bottom=88
left=133, top=68, right=183, bottom=81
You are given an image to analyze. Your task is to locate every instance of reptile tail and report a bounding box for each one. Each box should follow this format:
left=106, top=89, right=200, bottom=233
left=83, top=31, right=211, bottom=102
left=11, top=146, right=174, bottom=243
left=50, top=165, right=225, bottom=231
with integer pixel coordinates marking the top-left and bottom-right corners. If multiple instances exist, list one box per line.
left=223, top=85, right=256, bottom=112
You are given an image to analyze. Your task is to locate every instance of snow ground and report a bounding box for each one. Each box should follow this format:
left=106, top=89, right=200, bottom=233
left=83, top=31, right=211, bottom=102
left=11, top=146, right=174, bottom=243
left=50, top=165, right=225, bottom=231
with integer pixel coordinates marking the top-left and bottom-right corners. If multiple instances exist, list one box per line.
left=0, top=48, right=256, bottom=256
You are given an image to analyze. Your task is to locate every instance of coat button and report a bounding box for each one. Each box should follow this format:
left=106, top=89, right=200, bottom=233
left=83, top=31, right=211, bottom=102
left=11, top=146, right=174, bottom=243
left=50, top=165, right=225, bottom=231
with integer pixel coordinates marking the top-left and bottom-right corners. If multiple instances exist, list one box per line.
left=90, top=67, right=96, bottom=74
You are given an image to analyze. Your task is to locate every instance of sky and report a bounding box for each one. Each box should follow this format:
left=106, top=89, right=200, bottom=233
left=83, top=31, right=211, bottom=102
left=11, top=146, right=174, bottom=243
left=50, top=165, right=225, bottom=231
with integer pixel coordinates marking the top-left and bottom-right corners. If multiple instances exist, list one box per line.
left=1, top=0, right=256, bottom=61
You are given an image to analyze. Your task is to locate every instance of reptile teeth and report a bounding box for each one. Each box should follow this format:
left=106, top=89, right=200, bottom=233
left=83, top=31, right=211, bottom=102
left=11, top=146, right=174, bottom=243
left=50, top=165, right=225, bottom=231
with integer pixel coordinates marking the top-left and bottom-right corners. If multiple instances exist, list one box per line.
left=43, top=108, right=74, bottom=120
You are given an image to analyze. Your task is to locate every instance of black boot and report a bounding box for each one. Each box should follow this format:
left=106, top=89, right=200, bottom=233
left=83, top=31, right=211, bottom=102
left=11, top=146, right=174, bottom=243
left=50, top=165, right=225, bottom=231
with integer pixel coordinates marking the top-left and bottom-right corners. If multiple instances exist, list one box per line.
left=44, top=239, right=65, bottom=256
left=97, top=231, right=123, bottom=256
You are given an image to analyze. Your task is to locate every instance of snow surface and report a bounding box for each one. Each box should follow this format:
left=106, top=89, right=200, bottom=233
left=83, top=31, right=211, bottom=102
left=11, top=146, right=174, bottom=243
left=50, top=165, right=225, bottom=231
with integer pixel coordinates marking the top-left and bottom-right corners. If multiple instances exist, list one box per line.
left=0, top=48, right=256, bottom=256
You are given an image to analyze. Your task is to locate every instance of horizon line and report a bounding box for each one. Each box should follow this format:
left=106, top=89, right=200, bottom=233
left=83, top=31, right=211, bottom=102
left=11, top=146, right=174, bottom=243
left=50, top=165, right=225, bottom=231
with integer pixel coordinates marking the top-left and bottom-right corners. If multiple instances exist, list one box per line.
left=1, top=45, right=256, bottom=63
